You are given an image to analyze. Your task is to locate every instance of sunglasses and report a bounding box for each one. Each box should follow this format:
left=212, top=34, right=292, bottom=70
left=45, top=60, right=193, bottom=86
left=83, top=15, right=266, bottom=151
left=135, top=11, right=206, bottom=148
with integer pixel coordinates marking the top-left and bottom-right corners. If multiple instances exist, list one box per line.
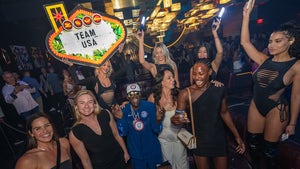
left=127, top=91, right=140, bottom=97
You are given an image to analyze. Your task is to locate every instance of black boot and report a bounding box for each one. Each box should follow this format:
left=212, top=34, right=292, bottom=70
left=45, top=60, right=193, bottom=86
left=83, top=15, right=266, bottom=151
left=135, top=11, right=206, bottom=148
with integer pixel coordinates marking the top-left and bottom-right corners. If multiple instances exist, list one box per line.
left=247, top=132, right=263, bottom=169
left=263, top=140, right=279, bottom=169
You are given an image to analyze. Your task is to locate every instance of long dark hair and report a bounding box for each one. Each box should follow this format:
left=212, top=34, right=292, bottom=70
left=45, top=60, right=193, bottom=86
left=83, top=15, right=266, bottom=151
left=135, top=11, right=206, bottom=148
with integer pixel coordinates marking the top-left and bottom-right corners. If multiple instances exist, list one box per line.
left=274, top=21, right=300, bottom=58
left=26, top=113, right=59, bottom=150
left=195, top=42, right=213, bottom=61
left=152, top=67, right=179, bottom=107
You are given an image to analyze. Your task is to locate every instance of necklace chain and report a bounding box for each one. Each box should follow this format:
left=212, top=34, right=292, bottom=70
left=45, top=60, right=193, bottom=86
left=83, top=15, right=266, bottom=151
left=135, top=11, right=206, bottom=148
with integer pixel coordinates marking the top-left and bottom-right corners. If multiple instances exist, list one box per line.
left=130, top=105, right=140, bottom=120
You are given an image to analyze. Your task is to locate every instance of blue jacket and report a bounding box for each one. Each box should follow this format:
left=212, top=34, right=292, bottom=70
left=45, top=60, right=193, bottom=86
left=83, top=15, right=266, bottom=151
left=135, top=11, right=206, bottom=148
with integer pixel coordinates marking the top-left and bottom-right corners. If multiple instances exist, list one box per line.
left=22, top=76, right=41, bottom=99
left=117, top=100, right=162, bottom=160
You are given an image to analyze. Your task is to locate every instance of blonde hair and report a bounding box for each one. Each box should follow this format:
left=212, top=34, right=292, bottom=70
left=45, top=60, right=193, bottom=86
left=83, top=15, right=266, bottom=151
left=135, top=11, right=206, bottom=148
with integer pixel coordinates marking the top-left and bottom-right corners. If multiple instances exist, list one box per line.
left=123, top=42, right=138, bottom=61
left=73, top=90, right=102, bottom=125
left=152, top=43, right=177, bottom=71
left=95, top=60, right=113, bottom=77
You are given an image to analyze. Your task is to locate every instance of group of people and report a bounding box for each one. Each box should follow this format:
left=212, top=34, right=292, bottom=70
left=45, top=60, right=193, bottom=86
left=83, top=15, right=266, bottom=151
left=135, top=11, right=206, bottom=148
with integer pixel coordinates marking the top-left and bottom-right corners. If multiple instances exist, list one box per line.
left=3, top=1, right=299, bottom=169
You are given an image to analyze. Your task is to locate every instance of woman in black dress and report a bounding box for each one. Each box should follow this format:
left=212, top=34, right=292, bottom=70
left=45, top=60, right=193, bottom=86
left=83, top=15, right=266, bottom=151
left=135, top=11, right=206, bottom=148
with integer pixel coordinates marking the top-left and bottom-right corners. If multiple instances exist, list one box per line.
left=172, top=59, right=245, bottom=169
left=69, top=90, right=129, bottom=169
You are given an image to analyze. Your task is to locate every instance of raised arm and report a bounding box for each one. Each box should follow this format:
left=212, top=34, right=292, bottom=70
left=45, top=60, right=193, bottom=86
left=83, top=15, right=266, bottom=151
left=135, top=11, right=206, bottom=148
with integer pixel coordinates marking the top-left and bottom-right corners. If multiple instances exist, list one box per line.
left=211, top=19, right=223, bottom=73
left=173, top=65, right=180, bottom=88
left=135, top=30, right=156, bottom=75
left=62, top=59, right=97, bottom=87
left=240, top=0, right=268, bottom=65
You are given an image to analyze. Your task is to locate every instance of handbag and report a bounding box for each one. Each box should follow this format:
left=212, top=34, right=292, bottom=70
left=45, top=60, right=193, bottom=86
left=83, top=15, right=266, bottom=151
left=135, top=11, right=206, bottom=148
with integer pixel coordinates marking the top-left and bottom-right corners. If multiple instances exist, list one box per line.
left=177, top=88, right=197, bottom=150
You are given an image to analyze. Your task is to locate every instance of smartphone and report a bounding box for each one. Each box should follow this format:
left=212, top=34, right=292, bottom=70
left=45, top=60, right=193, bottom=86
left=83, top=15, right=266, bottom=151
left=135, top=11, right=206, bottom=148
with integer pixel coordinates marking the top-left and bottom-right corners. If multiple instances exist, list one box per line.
left=139, top=16, right=146, bottom=31
left=218, top=7, right=225, bottom=18
left=212, top=7, right=225, bottom=30
left=281, top=133, right=289, bottom=141
left=175, top=110, right=185, bottom=120
left=175, top=110, right=185, bottom=114
left=246, top=0, right=252, bottom=9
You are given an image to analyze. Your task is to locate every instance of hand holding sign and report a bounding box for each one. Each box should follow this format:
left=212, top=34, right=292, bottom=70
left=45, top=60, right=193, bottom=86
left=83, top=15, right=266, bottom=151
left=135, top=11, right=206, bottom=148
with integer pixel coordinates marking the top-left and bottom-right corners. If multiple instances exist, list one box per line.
left=44, top=3, right=127, bottom=68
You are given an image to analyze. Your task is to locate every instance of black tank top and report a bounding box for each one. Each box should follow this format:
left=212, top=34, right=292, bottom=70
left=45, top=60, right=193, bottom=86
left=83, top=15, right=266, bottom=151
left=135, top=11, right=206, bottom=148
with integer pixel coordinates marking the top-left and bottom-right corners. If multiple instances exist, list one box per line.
left=96, top=79, right=116, bottom=109
left=155, top=64, right=173, bottom=73
left=252, top=57, right=298, bottom=116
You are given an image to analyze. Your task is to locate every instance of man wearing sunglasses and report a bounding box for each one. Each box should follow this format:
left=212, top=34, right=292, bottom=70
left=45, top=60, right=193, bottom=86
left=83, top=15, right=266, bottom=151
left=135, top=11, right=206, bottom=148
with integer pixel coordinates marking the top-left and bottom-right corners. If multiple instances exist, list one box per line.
left=117, top=83, right=165, bottom=169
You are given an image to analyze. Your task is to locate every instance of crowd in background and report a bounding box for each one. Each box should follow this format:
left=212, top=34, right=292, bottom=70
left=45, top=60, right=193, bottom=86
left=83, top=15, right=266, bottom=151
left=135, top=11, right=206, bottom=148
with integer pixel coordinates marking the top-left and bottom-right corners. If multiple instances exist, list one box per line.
left=1, top=30, right=268, bottom=168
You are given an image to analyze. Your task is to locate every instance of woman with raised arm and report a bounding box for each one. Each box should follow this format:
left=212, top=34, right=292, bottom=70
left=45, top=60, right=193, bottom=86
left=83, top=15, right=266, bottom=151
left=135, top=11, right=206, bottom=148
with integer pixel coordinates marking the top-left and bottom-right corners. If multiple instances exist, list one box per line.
left=135, top=30, right=180, bottom=88
left=15, top=113, right=72, bottom=169
left=62, top=59, right=126, bottom=111
left=190, top=19, right=223, bottom=85
left=69, top=90, right=130, bottom=169
left=241, top=0, right=300, bottom=168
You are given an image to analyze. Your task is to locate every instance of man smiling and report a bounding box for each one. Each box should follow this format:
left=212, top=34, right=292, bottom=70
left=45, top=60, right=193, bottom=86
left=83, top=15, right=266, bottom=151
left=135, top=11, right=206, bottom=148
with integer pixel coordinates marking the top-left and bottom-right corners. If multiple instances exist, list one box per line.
left=117, top=83, right=164, bottom=169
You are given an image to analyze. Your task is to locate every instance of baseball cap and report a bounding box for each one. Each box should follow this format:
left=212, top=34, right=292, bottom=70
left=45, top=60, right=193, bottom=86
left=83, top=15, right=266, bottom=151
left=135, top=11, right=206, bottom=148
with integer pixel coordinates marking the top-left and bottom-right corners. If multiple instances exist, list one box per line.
left=126, top=83, right=141, bottom=94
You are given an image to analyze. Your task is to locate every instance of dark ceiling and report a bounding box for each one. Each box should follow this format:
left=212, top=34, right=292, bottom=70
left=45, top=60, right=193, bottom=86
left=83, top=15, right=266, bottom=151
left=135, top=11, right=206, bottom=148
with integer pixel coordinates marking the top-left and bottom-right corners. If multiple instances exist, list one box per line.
left=0, top=0, right=300, bottom=48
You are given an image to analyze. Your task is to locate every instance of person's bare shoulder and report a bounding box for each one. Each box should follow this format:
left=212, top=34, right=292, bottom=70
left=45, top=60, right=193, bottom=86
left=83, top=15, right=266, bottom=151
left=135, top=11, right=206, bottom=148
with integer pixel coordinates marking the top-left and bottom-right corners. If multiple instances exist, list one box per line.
left=178, top=87, right=189, bottom=98
left=15, top=150, right=38, bottom=169
left=293, top=60, right=300, bottom=72
left=178, top=87, right=190, bottom=103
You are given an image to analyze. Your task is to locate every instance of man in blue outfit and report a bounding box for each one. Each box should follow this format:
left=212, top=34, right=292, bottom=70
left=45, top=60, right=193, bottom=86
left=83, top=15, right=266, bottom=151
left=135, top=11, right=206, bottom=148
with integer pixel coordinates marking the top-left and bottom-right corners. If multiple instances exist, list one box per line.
left=117, top=83, right=164, bottom=169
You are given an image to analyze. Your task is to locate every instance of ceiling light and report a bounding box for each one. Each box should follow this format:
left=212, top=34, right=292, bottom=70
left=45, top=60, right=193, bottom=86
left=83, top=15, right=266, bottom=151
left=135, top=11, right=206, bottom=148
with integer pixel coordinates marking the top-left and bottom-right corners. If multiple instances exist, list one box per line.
left=199, top=3, right=214, bottom=11
left=219, top=0, right=231, bottom=4
left=207, top=8, right=219, bottom=15
left=163, top=12, right=177, bottom=22
left=150, top=6, right=161, bottom=19
left=190, top=8, right=200, bottom=16
left=171, top=3, right=181, bottom=11
left=201, top=13, right=214, bottom=19
left=163, top=0, right=172, bottom=8
left=189, top=22, right=200, bottom=27
left=156, top=9, right=169, bottom=18
left=184, top=16, right=197, bottom=24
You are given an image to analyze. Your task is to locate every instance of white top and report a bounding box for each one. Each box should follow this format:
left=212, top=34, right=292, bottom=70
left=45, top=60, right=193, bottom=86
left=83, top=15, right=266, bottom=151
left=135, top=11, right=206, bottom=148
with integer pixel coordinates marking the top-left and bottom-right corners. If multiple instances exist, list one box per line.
left=2, top=81, right=38, bottom=114
left=158, top=109, right=189, bottom=169
left=158, top=109, right=181, bottom=142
